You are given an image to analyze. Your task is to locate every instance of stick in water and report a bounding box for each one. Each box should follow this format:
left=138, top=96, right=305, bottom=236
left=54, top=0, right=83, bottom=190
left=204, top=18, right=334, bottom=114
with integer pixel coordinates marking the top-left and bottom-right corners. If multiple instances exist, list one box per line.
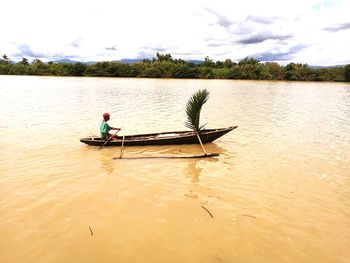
left=119, top=135, right=125, bottom=159
left=196, top=133, right=207, bottom=155
left=201, top=205, right=214, bottom=218
left=89, top=226, right=94, bottom=236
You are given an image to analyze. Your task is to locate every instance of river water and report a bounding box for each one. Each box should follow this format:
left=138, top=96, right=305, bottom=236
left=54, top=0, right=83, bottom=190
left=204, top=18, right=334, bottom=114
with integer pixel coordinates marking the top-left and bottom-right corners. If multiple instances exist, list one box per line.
left=1, top=76, right=349, bottom=263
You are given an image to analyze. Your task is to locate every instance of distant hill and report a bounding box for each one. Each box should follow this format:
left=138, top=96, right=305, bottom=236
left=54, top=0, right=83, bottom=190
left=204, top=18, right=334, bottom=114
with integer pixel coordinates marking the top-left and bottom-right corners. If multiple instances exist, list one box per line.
left=52, top=58, right=142, bottom=64
left=187, top=60, right=203, bottom=64
left=52, top=58, right=96, bottom=64
left=119, top=58, right=144, bottom=64
left=51, top=58, right=204, bottom=65
left=309, top=64, right=344, bottom=69
left=52, top=58, right=143, bottom=64
left=53, top=58, right=77, bottom=64
left=118, top=58, right=204, bottom=64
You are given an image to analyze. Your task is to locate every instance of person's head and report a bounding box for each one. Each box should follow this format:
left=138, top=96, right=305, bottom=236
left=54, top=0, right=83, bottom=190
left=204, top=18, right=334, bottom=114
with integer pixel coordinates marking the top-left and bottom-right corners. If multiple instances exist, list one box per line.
left=103, top=112, right=110, bottom=121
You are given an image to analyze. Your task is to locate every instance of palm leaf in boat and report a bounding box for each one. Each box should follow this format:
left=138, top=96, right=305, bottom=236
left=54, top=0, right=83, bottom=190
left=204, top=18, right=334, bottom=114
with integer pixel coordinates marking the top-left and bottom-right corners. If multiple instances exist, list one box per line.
left=185, top=89, right=209, bottom=132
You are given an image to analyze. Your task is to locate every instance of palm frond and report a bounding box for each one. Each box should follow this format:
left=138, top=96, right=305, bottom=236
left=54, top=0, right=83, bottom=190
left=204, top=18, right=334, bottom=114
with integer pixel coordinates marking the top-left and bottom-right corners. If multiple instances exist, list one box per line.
left=185, top=89, right=210, bottom=132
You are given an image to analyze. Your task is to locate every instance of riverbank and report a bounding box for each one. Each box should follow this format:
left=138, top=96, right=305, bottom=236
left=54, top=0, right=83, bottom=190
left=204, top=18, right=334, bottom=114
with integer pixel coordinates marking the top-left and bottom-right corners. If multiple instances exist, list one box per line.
left=1, top=55, right=349, bottom=82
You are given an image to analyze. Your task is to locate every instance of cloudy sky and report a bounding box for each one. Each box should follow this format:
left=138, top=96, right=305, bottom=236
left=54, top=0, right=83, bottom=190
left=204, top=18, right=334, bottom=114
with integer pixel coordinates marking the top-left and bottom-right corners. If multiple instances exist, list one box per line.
left=1, top=0, right=349, bottom=65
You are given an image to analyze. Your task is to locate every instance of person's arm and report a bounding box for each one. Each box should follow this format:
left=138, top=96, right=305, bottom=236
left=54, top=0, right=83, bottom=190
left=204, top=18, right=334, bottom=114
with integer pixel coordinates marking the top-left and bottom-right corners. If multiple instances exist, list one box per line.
left=110, top=127, right=121, bottom=131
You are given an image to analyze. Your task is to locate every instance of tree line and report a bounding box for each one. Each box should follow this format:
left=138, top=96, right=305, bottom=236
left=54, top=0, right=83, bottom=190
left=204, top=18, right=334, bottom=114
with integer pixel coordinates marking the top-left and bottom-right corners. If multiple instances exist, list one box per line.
left=1, top=53, right=349, bottom=82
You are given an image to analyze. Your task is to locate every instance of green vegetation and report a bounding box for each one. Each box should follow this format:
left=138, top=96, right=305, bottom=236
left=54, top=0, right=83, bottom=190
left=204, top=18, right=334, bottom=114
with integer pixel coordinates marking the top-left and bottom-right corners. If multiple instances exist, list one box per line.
left=344, top=64, right=350, bottom=82
left=185, top=89, right=209, bottom=132
left=0, top=53, right=349, bottom=82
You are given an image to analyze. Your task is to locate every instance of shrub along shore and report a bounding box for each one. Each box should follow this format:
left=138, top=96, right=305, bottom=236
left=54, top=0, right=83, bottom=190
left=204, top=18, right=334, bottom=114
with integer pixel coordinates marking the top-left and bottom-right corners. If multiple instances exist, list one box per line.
left=1, top=53, right=349, bottom=82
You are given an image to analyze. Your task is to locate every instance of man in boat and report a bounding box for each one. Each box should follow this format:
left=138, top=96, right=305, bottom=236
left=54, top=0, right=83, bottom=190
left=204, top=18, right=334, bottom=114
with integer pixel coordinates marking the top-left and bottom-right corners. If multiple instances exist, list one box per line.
left=100, top=113, right=121, bottom=141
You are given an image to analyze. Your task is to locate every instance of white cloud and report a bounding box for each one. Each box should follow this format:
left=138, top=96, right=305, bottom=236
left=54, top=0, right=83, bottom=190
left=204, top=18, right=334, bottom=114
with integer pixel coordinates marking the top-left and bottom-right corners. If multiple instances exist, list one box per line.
left=0, top=0, right=349, bottom=65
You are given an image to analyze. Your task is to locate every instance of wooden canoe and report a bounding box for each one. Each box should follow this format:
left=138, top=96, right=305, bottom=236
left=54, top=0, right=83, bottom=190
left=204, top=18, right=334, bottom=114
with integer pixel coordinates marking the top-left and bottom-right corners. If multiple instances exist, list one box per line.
left=80, top=126, right=237, bottom=147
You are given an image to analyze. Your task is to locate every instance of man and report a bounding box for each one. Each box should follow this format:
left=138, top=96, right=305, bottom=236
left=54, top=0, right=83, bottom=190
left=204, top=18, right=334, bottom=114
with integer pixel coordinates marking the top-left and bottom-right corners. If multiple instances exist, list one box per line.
left=100, top=113, right=121, bottom=141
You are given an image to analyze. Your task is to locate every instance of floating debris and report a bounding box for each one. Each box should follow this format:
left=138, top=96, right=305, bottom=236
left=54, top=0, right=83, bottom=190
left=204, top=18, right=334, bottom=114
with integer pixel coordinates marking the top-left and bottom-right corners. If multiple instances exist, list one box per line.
left=242, top=214, right=256, bottom=219
left=201, top=205, right=214, bottom=218
left=184, top=191, right=198, bottom=199
left=89, top=226, right=94, bottom=236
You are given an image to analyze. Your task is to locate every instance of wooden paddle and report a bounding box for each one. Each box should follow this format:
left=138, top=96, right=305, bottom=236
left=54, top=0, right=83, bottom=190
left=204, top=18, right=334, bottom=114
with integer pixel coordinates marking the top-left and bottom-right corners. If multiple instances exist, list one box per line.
left=99, top=130, right=120, bottom=149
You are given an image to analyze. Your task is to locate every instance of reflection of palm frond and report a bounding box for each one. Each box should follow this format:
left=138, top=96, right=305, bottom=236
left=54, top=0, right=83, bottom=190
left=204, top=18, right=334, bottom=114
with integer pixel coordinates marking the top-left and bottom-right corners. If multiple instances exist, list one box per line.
left=185, top=89, right=210, bottom=132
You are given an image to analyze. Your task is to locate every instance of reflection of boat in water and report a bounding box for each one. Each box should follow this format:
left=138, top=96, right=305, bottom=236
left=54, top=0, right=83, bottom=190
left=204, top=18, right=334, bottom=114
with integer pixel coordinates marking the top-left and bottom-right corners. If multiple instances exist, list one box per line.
left=80, top=126, right=237, bottom=147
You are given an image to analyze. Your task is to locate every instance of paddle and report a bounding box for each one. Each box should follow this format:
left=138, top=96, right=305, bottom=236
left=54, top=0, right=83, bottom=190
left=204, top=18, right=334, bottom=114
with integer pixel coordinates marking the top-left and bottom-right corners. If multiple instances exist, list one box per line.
left=99, top=130, right=120, bottom=149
